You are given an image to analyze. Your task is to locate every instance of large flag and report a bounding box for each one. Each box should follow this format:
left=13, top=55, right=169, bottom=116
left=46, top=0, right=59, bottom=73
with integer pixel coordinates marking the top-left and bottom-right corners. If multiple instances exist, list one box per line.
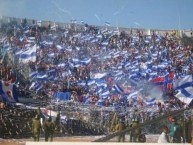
left=0, top=81, right=18, bottom=103
left=19, top=44, right=37, bottom=63
left=174, top=75, right=193, bottom=104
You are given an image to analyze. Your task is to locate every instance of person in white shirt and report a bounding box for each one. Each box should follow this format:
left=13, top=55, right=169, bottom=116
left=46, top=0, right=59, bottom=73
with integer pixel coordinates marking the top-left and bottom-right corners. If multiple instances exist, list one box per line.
left=158, top=126, right=169, bottom=143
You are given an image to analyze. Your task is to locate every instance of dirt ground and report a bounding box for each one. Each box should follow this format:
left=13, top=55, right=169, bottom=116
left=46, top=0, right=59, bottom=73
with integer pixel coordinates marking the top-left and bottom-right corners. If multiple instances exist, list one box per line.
left=0, top=135, right=159, bottom=145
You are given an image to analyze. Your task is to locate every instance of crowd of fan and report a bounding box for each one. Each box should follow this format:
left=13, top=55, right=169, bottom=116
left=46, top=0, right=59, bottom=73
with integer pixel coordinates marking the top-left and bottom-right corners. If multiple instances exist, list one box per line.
left=1, top=19, right=192, bottom=106
left=0, top=18, right=193, bottom=139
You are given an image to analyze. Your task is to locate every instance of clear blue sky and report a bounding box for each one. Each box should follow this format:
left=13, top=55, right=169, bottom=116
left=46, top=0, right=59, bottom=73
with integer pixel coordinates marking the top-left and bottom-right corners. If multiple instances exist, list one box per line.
left=0, top=0, right=192, bottom=30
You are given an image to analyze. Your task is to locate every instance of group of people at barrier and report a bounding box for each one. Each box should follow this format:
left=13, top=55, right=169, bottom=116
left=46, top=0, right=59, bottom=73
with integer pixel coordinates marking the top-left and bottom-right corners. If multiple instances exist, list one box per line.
left=0, top=103, right=105, bottom=140
left=0, top=97, right=193, bottom=143
left=113, top=114, right=192, bottom=143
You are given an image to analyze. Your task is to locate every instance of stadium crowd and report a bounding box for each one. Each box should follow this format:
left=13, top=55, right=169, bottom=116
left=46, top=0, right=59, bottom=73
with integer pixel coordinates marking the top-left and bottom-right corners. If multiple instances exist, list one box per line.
left=0, top=17, right=193, bottom=142
left=1, top=18, right=193, bottom=104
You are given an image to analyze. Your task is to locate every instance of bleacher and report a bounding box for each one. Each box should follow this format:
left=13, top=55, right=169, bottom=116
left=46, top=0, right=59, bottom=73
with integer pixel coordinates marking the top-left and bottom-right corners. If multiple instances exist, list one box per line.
left=0, top=106, right=36, bottom=138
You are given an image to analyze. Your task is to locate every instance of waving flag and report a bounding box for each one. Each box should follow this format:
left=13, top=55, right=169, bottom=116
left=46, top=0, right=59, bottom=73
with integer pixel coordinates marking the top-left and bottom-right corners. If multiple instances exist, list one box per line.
left=105, top=22, right=111, bottom=26
left=0, top=81, right=18, bottom=103
left=175, top=88, right=193, bottom=104
left=151, top=72, right=174, bottom=91
left=36, top=20, right=42, bottom=26
left=174, top=75, right=193, bottom=104
left=82, top=58, right=91, bottom=64
left=19, top=44, right=37, bottom=63
left=145, top=98, right=157, bottom=106
left=113, top=84, right=124, bottom=94
left=174, top=75, right=192, bottom=90
left=92, top=72, right=107, bottom=79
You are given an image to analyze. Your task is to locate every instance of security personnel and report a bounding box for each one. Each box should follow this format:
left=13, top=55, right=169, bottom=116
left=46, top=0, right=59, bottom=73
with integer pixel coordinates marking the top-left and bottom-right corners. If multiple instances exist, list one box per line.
left=130, top=119, right=141, bottom=142
left=37, top=106, right=45, bottom=121
left=43, top=116, right=55, bottom=142
left=36, top=106, right=42, bottom=118
left=185, top=117, right=192, bottom=143
left=110, top=112, right=118, bottom=132
left=115, top=119, right=126, bottom=142
left=55, top=112, right=60, bottom=132
left=32, top=115, right=41, bottom=142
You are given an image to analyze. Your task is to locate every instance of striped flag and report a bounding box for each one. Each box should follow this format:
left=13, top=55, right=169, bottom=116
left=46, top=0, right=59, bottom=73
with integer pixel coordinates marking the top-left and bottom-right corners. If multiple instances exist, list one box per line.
left=19, top=44, right=37, bottom=63
left=105, top=22, right=110, bottom=26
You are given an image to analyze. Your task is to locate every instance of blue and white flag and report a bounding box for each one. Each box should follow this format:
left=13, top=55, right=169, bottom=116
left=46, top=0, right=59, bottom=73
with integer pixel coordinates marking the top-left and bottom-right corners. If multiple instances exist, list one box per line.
left=113, top=84, right=124, bottom=94
left=146, top=98, right=156, bottom=106
left=36, top=20, right=42, bottom=26
left=92, top=72, right=107, bottom=79
left=78, top=80, right=86, bottom=86
left=29, top=82, right=36, bottom=90
left=96, top=87, right=103, bottom=94
left=87, top=79, right=96, bottom=86
left=36, top=73, right=48, bottom=80
left=101, top=90, right=110, bottom=96
left=174, top=75, right=193, bottom=104
left=81, top=57, right=91, bottom=64
left=174, top=75, right=193, bottom=89
left=95, top=79, right=107, bottom=88
left=127, top=88, right=143, bottom=100
left=19, top=44, right=37, bottom=63
left=105, top=22, right=111, bottom=26
left=29, top=71, right=38, bottom=78
left=175, top=88, right=193, bottom=104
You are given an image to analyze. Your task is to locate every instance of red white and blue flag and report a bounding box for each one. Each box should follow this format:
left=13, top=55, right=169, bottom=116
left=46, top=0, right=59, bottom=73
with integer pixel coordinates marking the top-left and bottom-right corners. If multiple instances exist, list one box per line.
left=0, top=80, right=18, bottom=103
left=151, top=72, right=175, bottom=92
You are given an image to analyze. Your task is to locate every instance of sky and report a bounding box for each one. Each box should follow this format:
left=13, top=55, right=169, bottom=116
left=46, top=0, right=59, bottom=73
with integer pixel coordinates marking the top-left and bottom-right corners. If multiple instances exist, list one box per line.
left=0, top=0, right=192, bottom=30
